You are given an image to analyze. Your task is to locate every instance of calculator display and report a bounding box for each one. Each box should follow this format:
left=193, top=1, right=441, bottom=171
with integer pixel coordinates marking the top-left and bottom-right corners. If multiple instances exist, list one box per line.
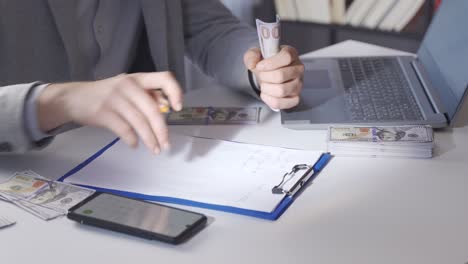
left=74, top=193, right=204, bottom=238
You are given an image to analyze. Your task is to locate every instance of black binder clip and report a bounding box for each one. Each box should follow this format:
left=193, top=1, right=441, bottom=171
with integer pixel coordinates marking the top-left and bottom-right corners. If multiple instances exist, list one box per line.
left=272, top=164, right=313, bottom=195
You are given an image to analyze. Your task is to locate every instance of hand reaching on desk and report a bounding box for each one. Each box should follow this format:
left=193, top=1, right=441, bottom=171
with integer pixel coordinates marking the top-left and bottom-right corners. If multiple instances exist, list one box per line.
left=244, top=45, right=304, bottom=110
left=37, top=72, right=183, bottom=154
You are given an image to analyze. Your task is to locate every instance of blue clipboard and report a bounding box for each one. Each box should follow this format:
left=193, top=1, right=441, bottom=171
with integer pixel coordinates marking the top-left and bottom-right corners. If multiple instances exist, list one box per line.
left=58, top=138, right=332, bottom=221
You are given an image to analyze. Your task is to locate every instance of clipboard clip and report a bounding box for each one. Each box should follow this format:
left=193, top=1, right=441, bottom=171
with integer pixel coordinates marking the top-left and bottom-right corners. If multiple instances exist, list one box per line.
left=272, top=164, right=314, bottom=196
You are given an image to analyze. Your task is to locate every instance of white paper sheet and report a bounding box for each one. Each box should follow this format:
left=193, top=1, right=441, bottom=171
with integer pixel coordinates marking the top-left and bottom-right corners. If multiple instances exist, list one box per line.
left=64, top=134, right=322, bottom=212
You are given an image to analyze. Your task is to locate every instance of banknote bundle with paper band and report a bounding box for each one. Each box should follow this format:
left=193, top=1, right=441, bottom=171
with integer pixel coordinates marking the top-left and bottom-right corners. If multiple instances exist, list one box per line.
left=327, top=125, right=434, bottom=158
left=0, top=170, right=95, bottom=220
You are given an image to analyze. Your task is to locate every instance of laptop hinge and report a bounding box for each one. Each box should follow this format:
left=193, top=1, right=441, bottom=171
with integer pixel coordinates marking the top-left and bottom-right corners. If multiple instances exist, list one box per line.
left=411, top=59, right=447, bottom=116
left=448, top=83, right=468, bottom=127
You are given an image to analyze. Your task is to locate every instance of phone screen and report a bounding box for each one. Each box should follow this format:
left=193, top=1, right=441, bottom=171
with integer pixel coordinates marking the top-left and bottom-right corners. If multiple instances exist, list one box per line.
left=73, top=193, right=204, bottom=238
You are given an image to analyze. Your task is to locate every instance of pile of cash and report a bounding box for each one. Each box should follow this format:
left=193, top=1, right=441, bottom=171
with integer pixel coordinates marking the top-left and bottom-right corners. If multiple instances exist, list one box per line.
left=0, top=170, right=95, bottom=220
left=167, top=107, right=261, bottom=125
left=327, top=125, right=434, bottom=158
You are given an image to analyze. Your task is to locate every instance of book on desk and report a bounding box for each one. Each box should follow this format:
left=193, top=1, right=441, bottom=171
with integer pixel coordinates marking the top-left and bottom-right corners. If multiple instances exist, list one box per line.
left=58, top=133, right=331, bottom=220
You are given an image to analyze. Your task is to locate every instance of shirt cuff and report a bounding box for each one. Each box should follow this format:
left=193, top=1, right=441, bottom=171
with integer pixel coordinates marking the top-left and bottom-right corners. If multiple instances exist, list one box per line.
left=24, top=83, right=52, bottom=141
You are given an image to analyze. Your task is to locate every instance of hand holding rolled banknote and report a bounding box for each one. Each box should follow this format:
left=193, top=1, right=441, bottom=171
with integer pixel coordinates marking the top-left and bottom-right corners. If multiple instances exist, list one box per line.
left=244, top=15, right=304, bottom=110
left=256, top=15, right=281, bottom=59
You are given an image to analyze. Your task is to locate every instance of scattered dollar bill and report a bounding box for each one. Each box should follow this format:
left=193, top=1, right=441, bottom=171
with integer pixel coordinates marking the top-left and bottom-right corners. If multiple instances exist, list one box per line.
left=167, top=107, right=261, bottom=125
left=0, top=192, right=64, bottom=220
left=256, top=15, right=281, bottom=59
left=0, top=171, right=95, bottom=220
left=0, top=172, right=48, bottom=199
left=327, top=125, right=434, bottom=158
left=0, top=215, right=16, bottom=229
left=27, top=180, right=95, bottom=213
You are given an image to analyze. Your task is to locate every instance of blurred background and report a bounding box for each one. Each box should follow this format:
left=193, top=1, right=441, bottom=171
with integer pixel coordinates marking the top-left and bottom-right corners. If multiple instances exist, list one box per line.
left=185, top=0, right=441, bottom=91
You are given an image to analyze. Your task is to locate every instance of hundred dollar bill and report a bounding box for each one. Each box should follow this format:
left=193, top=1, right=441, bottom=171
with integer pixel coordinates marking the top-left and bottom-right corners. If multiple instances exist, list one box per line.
left=0, top=172, right=48, bottom=199
left=256, top=15, right=281, bottom=112
left=27, top=180, right=95, bottom=213
left=167, top=107, right=261, bottom=125
left=328, top=126, right=434, bottom=143
left=0, top=170, right=95, bottom=220
left=207, top=107, right=260, bottom=124
left=166, top=107, right=209, bottom=125
left=256, top=15, right=281, bottom=59
left=0, top=192, right=64, bottom=220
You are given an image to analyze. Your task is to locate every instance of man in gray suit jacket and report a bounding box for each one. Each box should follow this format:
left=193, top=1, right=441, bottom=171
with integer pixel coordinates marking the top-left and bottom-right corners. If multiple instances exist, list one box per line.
left=0, top=0, right=304, bottom=154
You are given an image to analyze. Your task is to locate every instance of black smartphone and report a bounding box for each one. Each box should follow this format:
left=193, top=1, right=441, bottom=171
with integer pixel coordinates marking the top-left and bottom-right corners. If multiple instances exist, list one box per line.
left=67, top=192, right=207, bottom=244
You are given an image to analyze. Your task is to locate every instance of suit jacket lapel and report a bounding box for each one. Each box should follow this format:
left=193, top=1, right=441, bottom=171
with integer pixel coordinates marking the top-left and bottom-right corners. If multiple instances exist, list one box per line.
left=47, top=0, right=81, bottom=77
left=141, top=0, right=185, bottom=87
left=141, top=0, right=169, bottom=70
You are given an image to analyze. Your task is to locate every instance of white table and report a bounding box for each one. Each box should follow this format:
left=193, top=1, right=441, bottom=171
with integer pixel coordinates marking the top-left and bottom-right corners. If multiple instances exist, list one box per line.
left=1, top=40, right=468, bottom=264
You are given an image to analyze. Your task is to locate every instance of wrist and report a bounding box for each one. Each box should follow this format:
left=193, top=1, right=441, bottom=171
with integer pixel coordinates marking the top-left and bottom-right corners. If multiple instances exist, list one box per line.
left=37, top=83, right=73, bottom=132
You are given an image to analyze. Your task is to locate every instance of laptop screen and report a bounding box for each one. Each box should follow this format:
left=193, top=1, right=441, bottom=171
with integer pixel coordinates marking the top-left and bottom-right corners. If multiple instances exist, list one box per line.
left=417, top=0, right=468, bottom=121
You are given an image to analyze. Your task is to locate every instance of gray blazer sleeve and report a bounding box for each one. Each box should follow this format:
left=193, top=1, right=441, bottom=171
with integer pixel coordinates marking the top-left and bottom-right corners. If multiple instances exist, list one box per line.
left=182, top=0, right=260, bottom=98
left=0, top=82, right=53, bottom=154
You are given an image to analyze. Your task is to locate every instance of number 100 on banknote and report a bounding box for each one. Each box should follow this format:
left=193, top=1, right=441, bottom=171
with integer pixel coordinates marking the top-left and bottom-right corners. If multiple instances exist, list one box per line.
left=256, top=15, right=281, bottom=59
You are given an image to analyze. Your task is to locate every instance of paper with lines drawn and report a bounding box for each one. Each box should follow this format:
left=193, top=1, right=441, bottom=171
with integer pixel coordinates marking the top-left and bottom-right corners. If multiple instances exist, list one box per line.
left=64, top=134, right=321, bottom=212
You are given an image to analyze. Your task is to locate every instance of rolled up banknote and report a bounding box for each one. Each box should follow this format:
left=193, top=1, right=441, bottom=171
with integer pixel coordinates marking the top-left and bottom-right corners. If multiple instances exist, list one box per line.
left=256, top=15, right=281, bottom=59
left=256, top=15, right=281, bottom=112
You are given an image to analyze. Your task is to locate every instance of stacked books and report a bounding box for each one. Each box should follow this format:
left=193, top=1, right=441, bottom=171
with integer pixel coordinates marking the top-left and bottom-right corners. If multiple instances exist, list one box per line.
left=327, top=125, right=434, bottom=158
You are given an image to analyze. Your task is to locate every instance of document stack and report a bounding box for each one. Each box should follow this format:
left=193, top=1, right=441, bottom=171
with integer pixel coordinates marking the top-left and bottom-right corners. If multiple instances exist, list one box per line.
left=327, top=125, right=434, bottom=159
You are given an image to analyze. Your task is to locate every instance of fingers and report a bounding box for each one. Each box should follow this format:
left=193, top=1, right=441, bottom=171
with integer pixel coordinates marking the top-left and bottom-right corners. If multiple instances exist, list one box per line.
left=151, top=90, right=170, bottom=113
left=243, top=47, right=262, bottom=71
left=96, top=112, right=138, bottom=148
left=256, top=45, right=299, bottom=71
left=152, top=90, right=169, bottom=106
left=110, top=92, right=161, bottom=154
left=260, top=93, right=300, bottom=110
left=260, top=78, right=302, bottom=98
left=256, top=63, right=305, bottom=84
left=129, top=72, right=183, bottom=111
left=121, top=78, right=170, bottom=153
left=105, top=74, right=178, bottom=153
left=248, top=45, right=303, bottom=110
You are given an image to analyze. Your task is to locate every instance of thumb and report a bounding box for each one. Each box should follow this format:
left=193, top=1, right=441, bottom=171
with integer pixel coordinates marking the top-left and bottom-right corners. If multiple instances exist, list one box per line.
left=243, top=47, right=262, bottom=71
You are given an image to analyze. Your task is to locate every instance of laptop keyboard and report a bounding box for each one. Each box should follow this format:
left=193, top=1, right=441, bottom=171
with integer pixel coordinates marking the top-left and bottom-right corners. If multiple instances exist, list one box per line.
left=339, top=57, right=424, bottom=121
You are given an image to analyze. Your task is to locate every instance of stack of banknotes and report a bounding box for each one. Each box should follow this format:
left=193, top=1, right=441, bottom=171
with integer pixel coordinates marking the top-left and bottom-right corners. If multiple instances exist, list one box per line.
left=327, top=125, right=434, bottom=158
left=167, top=107, right=261, bottom=125
left=0, top=170, right=95, bottom=220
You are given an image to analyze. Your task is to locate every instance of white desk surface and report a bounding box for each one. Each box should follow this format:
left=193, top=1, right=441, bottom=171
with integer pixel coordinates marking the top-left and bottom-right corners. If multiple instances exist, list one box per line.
left=1, top=40, right=468, bottom=264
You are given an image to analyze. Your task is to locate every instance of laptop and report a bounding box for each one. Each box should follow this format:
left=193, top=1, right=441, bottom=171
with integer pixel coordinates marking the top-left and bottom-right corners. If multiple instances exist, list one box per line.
left=281, top=0, right=468, bottom=129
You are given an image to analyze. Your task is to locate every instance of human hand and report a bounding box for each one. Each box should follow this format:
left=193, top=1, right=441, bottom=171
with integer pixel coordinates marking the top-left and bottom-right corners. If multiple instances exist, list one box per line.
left=244, top=45, right=304, bottom=110
left=38, top=72, right=183, bottom=154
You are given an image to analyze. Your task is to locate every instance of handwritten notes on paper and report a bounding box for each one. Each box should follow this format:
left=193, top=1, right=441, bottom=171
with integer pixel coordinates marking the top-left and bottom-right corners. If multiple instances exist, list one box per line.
left=64, top=134, right=322, bottom=212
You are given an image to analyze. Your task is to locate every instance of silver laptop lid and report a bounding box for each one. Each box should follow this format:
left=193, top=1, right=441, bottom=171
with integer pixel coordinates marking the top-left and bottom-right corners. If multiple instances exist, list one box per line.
left=417, top=0, right=468, bottom=122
